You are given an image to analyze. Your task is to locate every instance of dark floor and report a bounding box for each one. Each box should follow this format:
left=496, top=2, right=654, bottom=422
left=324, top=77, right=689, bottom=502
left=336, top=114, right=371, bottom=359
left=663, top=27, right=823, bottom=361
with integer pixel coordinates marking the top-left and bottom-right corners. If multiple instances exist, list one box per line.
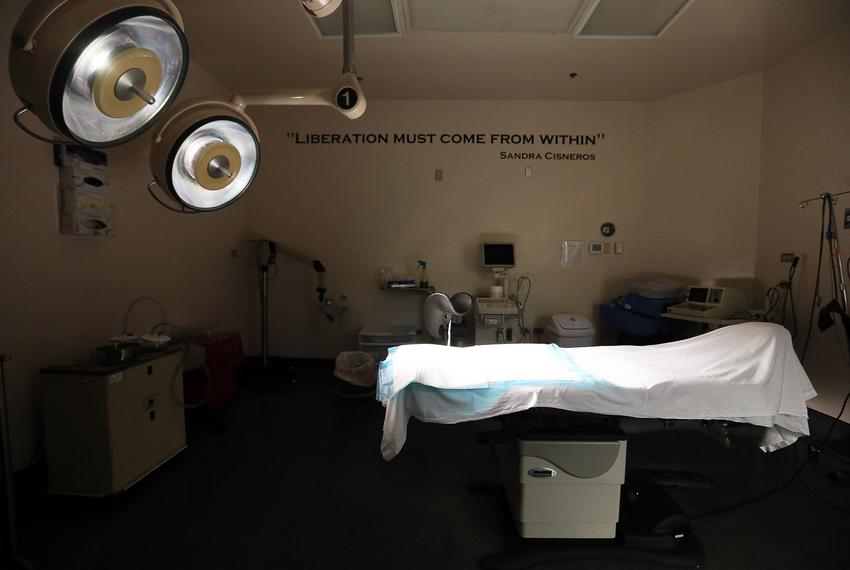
left=10, top=364, right=850, bottom=570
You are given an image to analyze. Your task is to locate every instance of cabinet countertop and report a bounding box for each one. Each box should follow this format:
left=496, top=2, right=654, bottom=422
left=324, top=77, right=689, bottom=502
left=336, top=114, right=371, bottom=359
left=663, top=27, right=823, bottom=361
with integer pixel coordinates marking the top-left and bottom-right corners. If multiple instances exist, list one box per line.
left=41, top=346, right=182, bottom=376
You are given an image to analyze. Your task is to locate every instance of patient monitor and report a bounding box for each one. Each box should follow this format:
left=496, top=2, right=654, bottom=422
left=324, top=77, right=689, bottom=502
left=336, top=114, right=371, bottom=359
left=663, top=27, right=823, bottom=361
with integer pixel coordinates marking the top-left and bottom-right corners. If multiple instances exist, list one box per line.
left=667, top=286, right=749, bottom=319
left=481, top=242, right=516, bottom=271
left=476, top=242, right=521, bottom=343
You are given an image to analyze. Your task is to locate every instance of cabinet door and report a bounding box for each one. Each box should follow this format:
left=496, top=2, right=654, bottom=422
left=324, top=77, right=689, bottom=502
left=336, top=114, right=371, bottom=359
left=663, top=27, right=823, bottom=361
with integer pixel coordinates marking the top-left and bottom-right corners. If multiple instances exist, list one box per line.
left=42, top=376, right=112, bottom=495
left=108, top=352, right=186, bottom=492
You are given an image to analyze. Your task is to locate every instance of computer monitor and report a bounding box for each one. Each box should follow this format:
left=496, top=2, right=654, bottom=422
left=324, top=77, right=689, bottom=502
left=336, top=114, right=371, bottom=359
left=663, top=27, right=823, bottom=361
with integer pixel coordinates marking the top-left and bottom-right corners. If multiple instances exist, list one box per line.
left=481, top=242, right=516, bottom=269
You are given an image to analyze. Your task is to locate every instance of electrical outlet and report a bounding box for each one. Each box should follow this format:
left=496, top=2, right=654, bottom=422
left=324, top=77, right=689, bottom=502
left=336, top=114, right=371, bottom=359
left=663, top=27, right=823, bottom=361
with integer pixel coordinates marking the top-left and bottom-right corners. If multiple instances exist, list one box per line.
left=780, top=253, right=795, bottom=263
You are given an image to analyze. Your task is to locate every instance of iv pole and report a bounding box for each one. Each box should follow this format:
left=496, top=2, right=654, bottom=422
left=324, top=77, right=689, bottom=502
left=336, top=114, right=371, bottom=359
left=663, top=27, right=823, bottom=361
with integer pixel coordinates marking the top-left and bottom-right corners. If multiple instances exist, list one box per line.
left=799, top=191, right=850, bottom=313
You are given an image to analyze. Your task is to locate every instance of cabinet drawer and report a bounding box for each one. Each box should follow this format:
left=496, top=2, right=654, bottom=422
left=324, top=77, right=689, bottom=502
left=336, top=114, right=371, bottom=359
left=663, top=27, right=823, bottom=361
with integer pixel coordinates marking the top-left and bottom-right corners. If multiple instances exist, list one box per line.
left=107, top=352, right=182, bottom=411
left=109, top=390, right=186, bottom=492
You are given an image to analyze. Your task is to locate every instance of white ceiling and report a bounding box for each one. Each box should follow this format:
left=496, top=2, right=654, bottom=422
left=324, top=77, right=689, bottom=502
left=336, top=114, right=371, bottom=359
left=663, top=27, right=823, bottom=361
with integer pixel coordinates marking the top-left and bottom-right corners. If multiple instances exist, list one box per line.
left=175, top=0, right=850, bottom=101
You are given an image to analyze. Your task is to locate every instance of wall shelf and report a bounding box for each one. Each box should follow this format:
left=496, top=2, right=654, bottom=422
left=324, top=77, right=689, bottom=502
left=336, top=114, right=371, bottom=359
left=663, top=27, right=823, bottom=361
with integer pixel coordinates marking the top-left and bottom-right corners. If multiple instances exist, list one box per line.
left=380, top=286, right=435, bottom=294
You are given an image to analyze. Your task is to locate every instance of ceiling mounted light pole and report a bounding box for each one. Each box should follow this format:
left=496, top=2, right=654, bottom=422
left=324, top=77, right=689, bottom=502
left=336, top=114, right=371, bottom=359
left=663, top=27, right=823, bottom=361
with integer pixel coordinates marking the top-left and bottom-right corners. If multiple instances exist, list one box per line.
left=9, top=0, right=189, bottom=147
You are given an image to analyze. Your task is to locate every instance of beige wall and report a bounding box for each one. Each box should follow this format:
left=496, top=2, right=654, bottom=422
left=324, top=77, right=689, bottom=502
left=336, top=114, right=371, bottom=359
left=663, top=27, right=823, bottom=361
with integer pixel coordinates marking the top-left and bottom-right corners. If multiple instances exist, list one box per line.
left=243, top=73, right=764, bottom=359
left=1, top=0, right=255, bottom=470
left=755, top=24, right=850, bottom=418
left=2, top=1, right=844, bottom=474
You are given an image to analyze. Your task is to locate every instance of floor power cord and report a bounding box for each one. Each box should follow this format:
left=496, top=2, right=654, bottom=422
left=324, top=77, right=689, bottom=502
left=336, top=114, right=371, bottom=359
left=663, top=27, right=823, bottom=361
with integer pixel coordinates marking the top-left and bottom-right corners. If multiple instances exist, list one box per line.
left=692, top=425, right=850, bottom=520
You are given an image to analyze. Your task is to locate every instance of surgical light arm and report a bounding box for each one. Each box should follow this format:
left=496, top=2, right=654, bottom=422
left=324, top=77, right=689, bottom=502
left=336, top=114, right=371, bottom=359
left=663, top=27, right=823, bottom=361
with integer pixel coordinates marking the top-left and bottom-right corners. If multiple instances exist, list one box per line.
left=230, top=0, right=366, bottom=119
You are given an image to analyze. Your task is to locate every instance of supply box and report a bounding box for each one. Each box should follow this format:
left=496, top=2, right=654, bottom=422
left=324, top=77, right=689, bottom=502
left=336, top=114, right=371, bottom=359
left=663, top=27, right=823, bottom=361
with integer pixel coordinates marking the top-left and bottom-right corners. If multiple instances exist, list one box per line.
left=55, top=145, right=114, bottom=237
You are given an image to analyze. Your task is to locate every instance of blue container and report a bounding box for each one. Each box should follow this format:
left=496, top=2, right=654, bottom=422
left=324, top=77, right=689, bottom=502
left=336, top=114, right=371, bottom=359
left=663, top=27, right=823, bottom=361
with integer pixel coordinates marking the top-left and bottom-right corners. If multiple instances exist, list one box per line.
left=620, top=294, right=680, bottom=318
left=600, top=294, right=684, bottom=337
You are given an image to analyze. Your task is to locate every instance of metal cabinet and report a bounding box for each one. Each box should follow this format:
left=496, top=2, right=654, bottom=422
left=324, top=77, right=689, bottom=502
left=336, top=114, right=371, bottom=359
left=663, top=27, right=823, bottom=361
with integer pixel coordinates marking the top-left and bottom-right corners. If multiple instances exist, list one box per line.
left=41, top=350, right=186, bottom=496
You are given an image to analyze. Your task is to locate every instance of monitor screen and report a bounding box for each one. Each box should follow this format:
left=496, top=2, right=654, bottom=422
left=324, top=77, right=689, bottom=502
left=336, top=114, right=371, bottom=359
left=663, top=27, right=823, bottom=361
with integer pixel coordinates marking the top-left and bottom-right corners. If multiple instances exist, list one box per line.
left=688, top=286, right=709, bottom=303
left=482, top=243, right=516, bottom=268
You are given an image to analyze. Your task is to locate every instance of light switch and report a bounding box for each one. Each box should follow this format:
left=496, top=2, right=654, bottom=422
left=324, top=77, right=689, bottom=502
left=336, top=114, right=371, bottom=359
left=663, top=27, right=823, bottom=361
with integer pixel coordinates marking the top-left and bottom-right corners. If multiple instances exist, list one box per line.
left=615, top=242, right=624, bottom=254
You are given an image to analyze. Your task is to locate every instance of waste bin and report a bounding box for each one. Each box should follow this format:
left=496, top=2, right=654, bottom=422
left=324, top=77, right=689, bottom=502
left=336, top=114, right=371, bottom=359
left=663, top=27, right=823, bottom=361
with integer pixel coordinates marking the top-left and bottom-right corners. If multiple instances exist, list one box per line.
left=334, top=351, right=377, bottom=387
left=545, top=314, right=596, bottom=347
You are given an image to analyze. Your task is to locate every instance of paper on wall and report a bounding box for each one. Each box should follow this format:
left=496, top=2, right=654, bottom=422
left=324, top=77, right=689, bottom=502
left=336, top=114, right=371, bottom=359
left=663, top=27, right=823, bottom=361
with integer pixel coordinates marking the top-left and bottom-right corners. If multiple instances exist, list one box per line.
left=561, top=240, right=583, bottom=267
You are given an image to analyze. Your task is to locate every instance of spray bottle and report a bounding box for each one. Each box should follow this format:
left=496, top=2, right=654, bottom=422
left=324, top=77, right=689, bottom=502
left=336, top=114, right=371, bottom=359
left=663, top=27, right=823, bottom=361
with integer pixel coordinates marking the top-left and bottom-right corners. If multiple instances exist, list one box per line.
left=417, top=260, right=429, bottom=288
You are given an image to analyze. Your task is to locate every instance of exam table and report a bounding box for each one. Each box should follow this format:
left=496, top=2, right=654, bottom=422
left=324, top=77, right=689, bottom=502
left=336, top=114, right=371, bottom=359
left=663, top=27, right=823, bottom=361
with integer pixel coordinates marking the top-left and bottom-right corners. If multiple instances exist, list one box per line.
left=377, top=322, right=815, bottom=461
left=375, top=322, right=815, bottom=562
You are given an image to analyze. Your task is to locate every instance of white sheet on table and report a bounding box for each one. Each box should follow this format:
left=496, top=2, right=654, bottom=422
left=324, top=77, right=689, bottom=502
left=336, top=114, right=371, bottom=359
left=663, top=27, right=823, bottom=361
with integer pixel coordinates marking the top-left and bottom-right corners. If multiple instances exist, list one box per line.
left=377, top=322, right=816, bottom=460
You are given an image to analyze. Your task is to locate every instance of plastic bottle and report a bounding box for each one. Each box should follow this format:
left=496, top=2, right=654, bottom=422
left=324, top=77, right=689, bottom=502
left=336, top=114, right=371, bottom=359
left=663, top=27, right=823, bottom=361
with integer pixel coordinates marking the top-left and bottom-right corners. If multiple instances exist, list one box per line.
left=417, top=260, right=429, bottom=288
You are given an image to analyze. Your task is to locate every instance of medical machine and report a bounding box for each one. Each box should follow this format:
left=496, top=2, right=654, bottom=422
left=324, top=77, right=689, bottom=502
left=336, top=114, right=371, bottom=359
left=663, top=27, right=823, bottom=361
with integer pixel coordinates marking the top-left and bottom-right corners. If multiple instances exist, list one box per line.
left=252, top=239, right=339, bottom=372
left=474, top=297, right=520, bottom=345
left=666, top=286, right=749, bottom=318
left=481, top=242, right=516, bottom=270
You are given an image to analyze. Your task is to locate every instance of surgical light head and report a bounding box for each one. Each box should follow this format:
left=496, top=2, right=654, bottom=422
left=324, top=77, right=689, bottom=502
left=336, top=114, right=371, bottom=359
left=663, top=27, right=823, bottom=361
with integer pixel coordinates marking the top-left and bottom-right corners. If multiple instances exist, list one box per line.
left=149, top=100, right=260, bottom=212
left=9, top=0, right=188, bottom=147
left=301, top=0, right=343, bottom=18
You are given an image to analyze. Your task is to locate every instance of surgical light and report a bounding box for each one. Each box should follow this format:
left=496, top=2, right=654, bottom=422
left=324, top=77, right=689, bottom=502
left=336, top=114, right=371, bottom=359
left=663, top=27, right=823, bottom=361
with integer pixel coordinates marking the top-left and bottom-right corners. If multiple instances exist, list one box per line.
left=148, top=101, right=260, bottom=212
left=301, top=0, right=343, bottom=18
left=145, top=0, right=366, bottom=214
left=9, top=0, right=188, bottom=147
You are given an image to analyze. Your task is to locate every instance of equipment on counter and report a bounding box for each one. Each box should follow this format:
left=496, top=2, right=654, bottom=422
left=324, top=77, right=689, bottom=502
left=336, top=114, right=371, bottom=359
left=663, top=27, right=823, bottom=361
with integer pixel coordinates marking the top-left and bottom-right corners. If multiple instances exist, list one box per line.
left=474, top=297, right=520, bottom=345
left=95, top=342, right=139, bottom=365
left=667, top=286, right=749, bottom=319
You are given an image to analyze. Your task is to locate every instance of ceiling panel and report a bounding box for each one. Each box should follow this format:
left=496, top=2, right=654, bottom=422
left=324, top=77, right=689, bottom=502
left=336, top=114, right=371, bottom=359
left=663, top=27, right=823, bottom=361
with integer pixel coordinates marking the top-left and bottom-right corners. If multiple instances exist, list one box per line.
left=577, top=0, right=693, bottom=38
left=403, top=0, right=589, bottom=35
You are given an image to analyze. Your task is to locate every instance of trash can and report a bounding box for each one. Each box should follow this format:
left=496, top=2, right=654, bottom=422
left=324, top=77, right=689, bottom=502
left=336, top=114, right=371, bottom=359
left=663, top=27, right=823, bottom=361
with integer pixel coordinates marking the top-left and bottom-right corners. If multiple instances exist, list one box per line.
left=334, top=351, right=377, bottom=387
left=545, top=314, right=596, bottom=347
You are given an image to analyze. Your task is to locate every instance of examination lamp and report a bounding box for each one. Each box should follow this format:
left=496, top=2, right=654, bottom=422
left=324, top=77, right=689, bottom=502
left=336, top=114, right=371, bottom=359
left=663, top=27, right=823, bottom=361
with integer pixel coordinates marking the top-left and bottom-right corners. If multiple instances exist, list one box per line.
left=148, top=100, right=260, bottom=212
left=9, top=0, right=189, bottom=147
left=301, top=0, right=342, bottom=18
left=146, top=0, right=366, bottom=213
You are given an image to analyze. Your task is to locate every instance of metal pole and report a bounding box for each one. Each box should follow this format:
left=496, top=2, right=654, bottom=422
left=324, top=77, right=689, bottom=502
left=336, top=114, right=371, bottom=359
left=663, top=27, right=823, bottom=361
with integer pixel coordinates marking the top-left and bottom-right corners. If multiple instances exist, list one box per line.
left=260, top=269, right=270, bottom=369
left=828, top=200, right=849, bottom=312
left=343, top=0, right=355, bottom=74
left=0, top=355, right=32, bottom=569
